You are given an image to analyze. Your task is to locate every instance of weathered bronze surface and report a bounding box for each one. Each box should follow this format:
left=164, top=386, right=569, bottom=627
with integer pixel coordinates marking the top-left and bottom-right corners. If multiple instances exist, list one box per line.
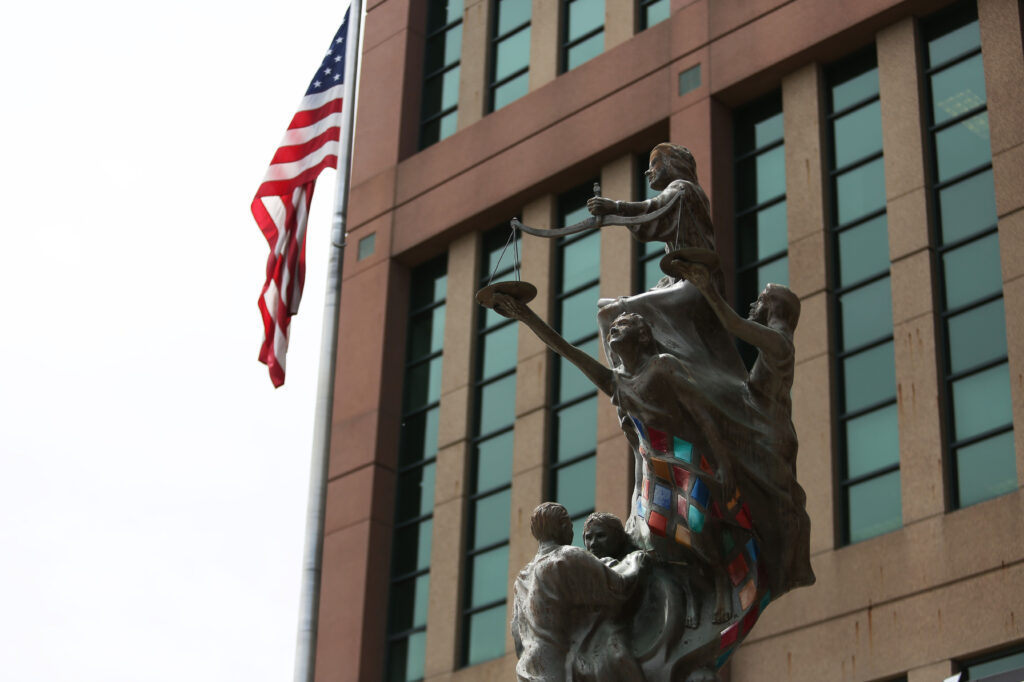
left=485, top=144, right=814, bottom=681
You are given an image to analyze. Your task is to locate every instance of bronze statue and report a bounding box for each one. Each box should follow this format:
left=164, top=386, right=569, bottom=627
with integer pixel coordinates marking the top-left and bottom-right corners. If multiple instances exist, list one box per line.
left=486, top=144, right=814, bottom=681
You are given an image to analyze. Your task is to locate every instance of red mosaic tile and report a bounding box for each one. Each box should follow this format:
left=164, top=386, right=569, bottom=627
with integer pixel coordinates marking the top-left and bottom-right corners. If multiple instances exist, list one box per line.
left=648, top=511, right=667, bottom=537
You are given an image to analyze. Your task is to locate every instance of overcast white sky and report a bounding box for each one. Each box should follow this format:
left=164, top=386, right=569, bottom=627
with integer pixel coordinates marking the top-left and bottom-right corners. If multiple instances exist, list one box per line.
left=0, top=2, right=354, bottom=679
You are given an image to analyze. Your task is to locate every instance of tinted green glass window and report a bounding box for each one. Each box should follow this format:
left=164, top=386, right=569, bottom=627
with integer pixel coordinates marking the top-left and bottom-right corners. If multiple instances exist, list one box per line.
left=962, top=648, right=1024, bottom=679
left=736, top=145, right=786, bottom=207
left=931, top=54, right=986, bottom=124
left=479, top=323, right=518, bottom=378
left=947, top=298, right=1007, bottom=374
left=388, top=256, right=447, bottom=681
left=465, top=604, right=508, bottom=665
left=489, top=0, right=530, bottom=112
left=833, top=99, right=883, bottom=167
left=843, top=341, right=896, bottom=413
left=836, top=215, right=890, bottom=286
left=927, top=16, right=980, bottom=65
left=554, top=399, right=598, bottom=463
left=393, top=519, right=433, bottom=575
left=496, top=0, right=530, bottom=33
left=847, top=470, right=902, bottom=544
left=938, top=169, right=997, bottom=243
left=828, top=49, right=898, bottom=545
left=839, top=277, right=893, bottom=349
left=475, top=431, right=515, bottom=492
left=567, top=0, right=602, bottom=39
left=469, top=545, right=510, bottom=606
left=494, top=73, right=529, bottom=110
left=404, top=355, right=444, bottom=408
left=558, top=337, right=600, bottom=402
left=470, top=489, right=512, bottom=548
left=845, top=404, right=900, bottom=479
left=388, top=631, right=427, bottom=682
left=925, top=3, right=1014, bottom=509
left=553, top=455, right=598, bottom=517
left=641, top=0, right=670, bottom=29
left=951, top=363, right=1013, bottom=440
left=835, top=157, right=886, bottom=225
left=421, top=0, right=463, bottom=148
left=830, top=61, right=879, bottom=111
left=956, top=431, right=1017, bottom=508
left=935, top=111, right=991, bottom=182
left=560, top=284, right=601, bottom=342
left=561, top=231, right=601, bottom=290
left=737, top=200, right=787, bottom=263
left=396, top=462, right=437, bottom=522
left=495, top=27, right=530, bottom=81
left=563, top=0, right=604, bottom=72
left=389, top=573, right=431, bottom=632
left=734, top=92, right=787, bottom=361
left=398, top=407, right=440, bottom=467
left=941, top=232, right=1002, bottom=310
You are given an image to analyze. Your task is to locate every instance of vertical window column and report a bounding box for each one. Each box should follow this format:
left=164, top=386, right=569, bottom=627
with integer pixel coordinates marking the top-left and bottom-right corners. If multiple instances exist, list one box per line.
left=826, top=50, right=901, bottom=545
left=420, top=0, right=463, bottom=148
left=461, top=229, right=519, bottom=667
left=488, top=0, right=530, bottom=112
left=734, top=92, right=787, bottom=366
left=386, top=258, right=447, bottom=682
left=549, top=184, right=601, bottom=543
left=924, top=3, right=1016, bottom=508
left=561, top=0, right=604, bottom=72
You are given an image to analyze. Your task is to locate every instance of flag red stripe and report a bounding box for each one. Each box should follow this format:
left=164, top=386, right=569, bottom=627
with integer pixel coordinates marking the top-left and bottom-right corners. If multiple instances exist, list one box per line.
left=287, top=96, right=344, bottom=130
left=271, top=127, right=341, bottom=164
left=255, top=155, right=337, bottom=198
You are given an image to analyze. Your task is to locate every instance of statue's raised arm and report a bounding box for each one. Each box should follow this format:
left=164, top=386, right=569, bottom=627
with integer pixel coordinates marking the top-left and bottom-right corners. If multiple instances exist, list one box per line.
left=477, top=282, right=615, bottom=397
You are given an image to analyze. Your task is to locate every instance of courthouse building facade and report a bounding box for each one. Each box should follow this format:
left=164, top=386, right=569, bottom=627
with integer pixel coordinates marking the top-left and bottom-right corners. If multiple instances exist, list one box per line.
left=316, top=0, right=1024, bottom=680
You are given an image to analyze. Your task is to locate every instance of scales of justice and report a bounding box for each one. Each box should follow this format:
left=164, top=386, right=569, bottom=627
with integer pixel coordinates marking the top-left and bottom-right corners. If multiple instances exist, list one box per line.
left=475, top=144, right=815, bottom=682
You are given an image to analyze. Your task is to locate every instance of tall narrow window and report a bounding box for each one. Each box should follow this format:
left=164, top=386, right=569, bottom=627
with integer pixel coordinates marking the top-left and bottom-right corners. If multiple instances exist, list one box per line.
left=550, top=183, right=601, bottom=544
left=734, top=92, right=787, bottom=367
left=420, top=0, right=463, bottom=148
left=561, top=0, right=604, bottom=72
left=386, top=257, right=447, bottom=682
left=639, top=0, right=669, bottom=30
left=826, top=49, right=901, bottom=545
left=461, top=229, right=519, bottom=667
left=488, top=0, right=531, bottom=112
left=924, top=1, right=1016, bottom=509
left=635, top=155, right=664, bottom=293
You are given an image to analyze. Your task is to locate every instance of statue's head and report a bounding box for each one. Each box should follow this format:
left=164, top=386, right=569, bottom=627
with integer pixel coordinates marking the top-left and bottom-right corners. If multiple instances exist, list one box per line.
left=583, top=512, right=629, bottom=560
left=647, top=143, right=697, bottom=189
left=531, top=502, right=573, bottom=545
left=750, top=283, right=801, bottom=331
left=608, top=312, right=656, bottom=356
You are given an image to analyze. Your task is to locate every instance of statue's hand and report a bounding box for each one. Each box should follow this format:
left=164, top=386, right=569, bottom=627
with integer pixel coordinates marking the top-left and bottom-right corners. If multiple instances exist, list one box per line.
left=587, top=196, right=616, bottom=216
left=492, top=292, right=526, bottom=320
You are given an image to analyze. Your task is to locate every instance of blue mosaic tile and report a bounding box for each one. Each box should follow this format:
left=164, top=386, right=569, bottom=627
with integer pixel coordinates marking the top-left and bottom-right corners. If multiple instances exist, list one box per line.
left=691, top=477, right=709, bottom=508
left=746, top=538, right=759, bottom=562
left=652, top=483, right=672, bottom=509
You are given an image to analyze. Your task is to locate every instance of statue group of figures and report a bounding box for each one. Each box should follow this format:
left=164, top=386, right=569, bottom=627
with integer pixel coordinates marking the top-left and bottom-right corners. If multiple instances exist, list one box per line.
left=477, top=144, right=816, bottom=681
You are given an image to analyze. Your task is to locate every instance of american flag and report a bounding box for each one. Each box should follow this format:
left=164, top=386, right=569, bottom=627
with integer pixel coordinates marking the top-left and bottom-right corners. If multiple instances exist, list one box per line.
left=252, top=10, right=350, bottom=387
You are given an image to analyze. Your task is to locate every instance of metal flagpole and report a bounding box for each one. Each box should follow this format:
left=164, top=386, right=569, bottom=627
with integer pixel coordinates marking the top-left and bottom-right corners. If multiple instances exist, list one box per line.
left=294, top=2, right=362, bottom=682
